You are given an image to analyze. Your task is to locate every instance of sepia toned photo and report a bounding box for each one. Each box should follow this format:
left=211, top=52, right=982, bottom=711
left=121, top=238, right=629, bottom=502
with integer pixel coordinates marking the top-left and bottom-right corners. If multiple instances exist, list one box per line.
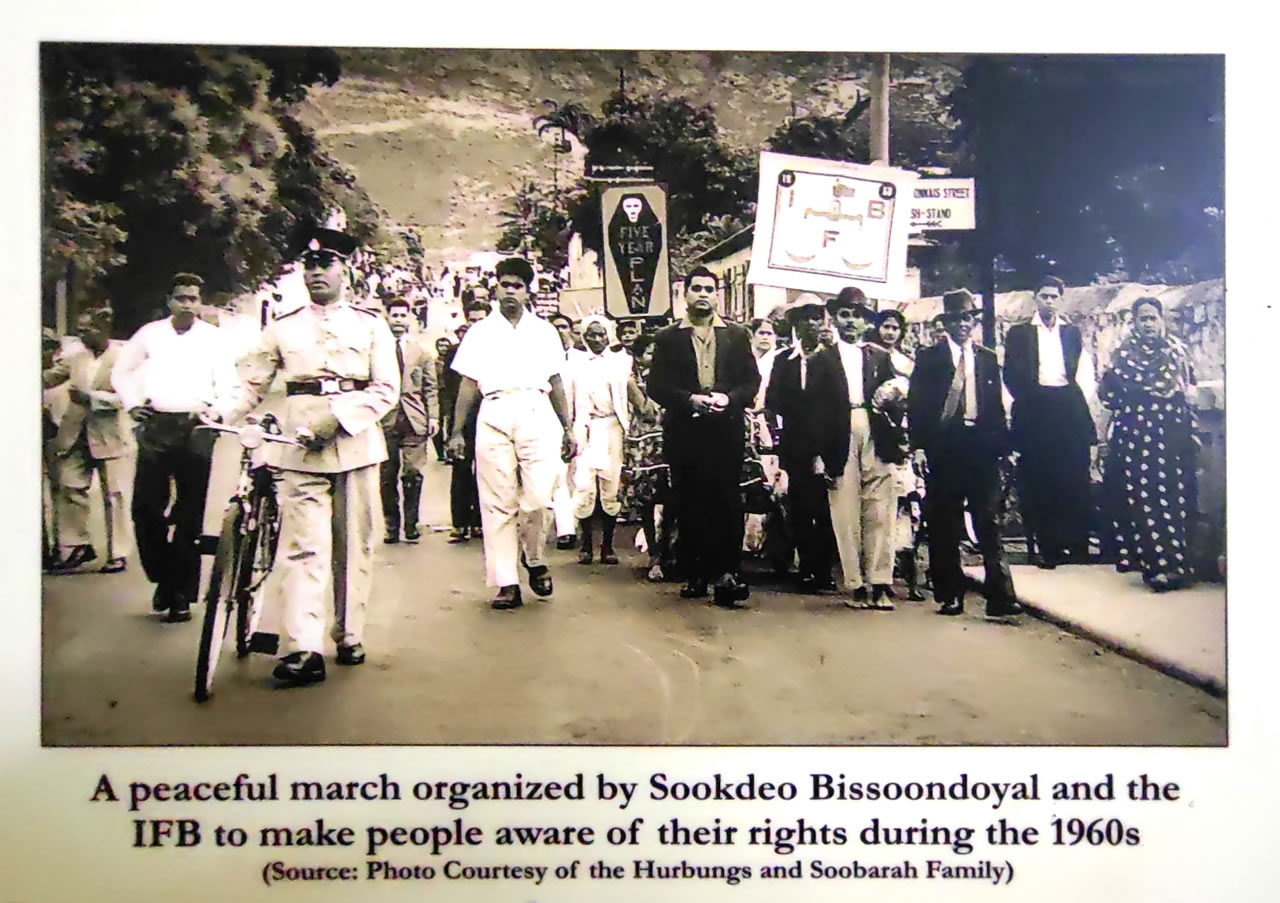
left=38, top=46, right=1226, bottom=746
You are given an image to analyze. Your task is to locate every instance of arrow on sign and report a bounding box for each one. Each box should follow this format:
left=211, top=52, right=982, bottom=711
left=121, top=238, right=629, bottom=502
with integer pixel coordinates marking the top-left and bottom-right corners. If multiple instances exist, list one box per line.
left=912, top=220, right=945, bottom=229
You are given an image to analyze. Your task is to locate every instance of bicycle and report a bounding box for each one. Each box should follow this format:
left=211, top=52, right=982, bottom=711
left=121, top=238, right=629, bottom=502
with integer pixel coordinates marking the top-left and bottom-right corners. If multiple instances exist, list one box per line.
left=192, top=414, right=303, bottom=703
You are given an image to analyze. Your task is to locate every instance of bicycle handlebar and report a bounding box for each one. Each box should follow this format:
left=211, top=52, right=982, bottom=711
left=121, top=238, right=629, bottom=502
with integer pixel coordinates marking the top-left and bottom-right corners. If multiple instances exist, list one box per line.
left=196, top=418, right=306, bottom=449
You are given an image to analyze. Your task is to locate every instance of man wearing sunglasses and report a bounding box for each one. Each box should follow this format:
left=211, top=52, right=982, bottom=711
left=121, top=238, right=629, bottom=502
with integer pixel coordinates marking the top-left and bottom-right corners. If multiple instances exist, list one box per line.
left=648, top=267, right=760, bottom=608
left=1003, top=276, right=1098, bottom=568
left=226, top=225, right=400, bottom=685
left=907, top=289, right=1020, bottom=620
left=446, top=257, right=577, bottom=610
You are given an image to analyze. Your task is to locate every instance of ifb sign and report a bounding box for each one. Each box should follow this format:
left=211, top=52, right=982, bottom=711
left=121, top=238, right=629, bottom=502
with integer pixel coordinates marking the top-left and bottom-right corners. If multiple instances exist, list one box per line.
left=602, top=184, right=671, bottom=319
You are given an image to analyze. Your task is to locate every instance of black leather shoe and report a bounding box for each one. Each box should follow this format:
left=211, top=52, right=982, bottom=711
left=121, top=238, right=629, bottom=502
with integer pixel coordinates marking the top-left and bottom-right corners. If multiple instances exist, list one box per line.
left=166, top=599, right=193, bottom=623
left=151, top=585, right=172, bottom=612
left=680, top=579, right=708, bottom=599
left=336, top=643, right=366, bottom=665
left=937, top=598, right=965, bottom=616
left=985, top=601, right=1023, bottom=619
left=50, top=544, right=97, bottom=572
left=273, top=651, right=326, bottom=684
left=404, top=527, right=421, bottom=543
left=491, top=585, right=524, bottom=609
left=384, top=533, right=400, bottom=545
left=713, top=576, right=750, bottom=609
left=600, top=547, right=619, bottom=565
left=526, top=566, right=554, bottom=597
left=556, top=535, right=576, bottom=550
left=447, top=530, right=469, bottom=543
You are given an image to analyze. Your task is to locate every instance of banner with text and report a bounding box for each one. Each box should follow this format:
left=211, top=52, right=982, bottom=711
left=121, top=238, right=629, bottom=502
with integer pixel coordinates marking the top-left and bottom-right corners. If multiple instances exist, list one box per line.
left=747, top=152, right=918, bottom=300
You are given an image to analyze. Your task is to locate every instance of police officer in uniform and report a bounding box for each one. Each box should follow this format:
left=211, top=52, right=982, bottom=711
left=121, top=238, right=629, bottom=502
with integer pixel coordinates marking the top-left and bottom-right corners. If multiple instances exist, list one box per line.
left=226, top=222, right=399, bottom=684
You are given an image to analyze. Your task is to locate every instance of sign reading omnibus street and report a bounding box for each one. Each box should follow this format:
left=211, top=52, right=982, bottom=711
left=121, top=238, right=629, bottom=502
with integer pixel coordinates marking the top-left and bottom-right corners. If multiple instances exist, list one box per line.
left=746, top=152, right=918, bottom=300
left=909, top=177, right=976, bottom=230
left=601, top=184, right=671, bottom=319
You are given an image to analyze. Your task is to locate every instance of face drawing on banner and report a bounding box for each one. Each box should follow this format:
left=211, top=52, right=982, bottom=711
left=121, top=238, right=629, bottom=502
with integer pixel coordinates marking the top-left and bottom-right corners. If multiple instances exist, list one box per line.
left=608, top=192, right=664, bottom=315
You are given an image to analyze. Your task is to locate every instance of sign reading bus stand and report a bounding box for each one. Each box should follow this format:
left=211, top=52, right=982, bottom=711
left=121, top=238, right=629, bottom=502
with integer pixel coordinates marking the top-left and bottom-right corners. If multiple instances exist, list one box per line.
left=601, top=183, right=671, bottom=319
left=909, top=178, right=976, bottom=231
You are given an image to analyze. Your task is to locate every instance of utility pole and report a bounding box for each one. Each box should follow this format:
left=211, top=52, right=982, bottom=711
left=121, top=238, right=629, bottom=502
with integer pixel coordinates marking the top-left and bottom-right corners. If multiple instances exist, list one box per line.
left=869, top=53, right=891, bottom=165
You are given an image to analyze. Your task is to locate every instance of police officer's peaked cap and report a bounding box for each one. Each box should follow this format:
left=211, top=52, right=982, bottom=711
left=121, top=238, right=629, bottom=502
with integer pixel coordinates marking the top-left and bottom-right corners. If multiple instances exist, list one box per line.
left=301, top=227, right=359, bottom=258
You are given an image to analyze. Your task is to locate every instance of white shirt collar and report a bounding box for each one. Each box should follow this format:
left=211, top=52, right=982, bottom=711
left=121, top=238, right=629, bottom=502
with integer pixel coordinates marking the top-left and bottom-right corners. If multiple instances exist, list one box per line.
left=946, top=334, right=973, bottom=356
left=1035, top=312, right=1061, bottom=331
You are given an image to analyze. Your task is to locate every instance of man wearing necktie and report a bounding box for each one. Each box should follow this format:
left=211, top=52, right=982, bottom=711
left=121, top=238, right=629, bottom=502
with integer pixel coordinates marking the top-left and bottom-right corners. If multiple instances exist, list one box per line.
left=907, top=289, right=1020, bottom=619
left=380, top=297, right=439, bottom=544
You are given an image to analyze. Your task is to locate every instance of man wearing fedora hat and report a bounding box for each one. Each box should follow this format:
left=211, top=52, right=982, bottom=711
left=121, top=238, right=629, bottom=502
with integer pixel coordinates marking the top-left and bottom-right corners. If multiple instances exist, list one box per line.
left=764, top=294, right=841, bottom=591
left=907, top=288, right=1020, bottom=619
left=226, top=219, right=401, bottom=684
left=823, top=286, right=898, bottom=608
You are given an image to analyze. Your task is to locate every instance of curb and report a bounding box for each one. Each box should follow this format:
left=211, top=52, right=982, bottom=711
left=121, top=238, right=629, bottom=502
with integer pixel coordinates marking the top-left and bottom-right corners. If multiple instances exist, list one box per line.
left=1015, top=596, right=1227, bottom=698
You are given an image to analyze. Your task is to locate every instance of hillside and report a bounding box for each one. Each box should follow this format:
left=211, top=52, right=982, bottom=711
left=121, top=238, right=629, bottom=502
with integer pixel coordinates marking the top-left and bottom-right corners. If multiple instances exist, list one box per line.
left=295, top=49, right=965, bottom=263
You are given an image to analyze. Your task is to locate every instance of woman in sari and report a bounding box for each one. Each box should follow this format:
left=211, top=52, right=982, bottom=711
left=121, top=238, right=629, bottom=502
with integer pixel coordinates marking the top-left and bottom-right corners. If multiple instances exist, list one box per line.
left=619, top=333, right=672, bottom=581
left=1100, top=297, right=1198, bottom=592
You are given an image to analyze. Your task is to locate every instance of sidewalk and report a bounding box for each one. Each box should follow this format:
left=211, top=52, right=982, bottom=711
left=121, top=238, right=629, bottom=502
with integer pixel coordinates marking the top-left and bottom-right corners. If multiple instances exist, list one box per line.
left=967, top=563, right=1226, bottom=696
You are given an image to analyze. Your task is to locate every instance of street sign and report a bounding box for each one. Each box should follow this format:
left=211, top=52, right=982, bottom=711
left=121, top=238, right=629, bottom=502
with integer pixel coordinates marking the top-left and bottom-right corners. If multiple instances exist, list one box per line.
left=601, top=184, right=671, bottom=319
left=908, top=178, right=976, bottom=231
left=746, top=151, right=919, bottom=300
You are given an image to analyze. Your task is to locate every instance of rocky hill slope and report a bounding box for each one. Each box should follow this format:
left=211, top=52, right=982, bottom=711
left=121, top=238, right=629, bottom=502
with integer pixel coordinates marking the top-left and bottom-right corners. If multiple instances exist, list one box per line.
left=296, top=49, right=964, bottom=262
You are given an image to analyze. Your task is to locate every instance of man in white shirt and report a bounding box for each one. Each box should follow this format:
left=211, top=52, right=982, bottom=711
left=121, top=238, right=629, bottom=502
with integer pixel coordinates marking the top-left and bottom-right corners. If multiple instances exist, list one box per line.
left=112, top=272, right=240, bottom=621
left=571, top=315, right=631, bottom=565
left=1003, top=276, right=1098, bottom=568
left=446, top=257, right=577, bottom=610
left=907, top=289, right=1020, bottom=620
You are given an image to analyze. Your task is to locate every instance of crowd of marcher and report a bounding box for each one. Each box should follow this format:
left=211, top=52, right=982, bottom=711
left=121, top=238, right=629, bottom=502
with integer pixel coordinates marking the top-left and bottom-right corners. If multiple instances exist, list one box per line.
left=41, top=221, right=1206, bottom=686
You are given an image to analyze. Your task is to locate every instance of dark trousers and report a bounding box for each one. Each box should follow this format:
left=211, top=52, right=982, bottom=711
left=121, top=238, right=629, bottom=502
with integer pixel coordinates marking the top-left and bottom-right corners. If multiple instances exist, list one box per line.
left=785, top=467, right=835, bottom=581
left=1013, top=387, right=1093, bottom=559
left=669, top=421, right=744, bottom=582
left=380, top=429, right=425, bottom=534
left=924, top=424, right=1014, bottom=607
left=449, top=457, right=481, bottom=530
left=131, top=413, right=215, bottom=602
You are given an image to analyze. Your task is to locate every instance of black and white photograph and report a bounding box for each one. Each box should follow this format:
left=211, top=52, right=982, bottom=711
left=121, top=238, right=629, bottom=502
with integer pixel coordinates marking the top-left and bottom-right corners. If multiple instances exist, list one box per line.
left=36, top=45, right=1227, bottom=747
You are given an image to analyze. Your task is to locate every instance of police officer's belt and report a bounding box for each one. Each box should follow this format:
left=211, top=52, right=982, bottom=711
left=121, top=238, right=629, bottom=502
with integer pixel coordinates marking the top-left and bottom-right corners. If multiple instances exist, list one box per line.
left=287, top=378, right=370, bottom=396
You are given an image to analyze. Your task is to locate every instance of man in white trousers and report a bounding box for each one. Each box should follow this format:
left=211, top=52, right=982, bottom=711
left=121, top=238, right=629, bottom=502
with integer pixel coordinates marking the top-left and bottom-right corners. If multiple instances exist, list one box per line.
left=824, top=288, right=898, bottom=609
left=225, top=223, right=399, bottom=685
left=446, top=257, right=577, bottom=609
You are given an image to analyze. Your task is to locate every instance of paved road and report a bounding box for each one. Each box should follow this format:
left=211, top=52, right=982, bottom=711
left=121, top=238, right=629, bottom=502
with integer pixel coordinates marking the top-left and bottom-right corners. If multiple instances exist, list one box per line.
left=41, top=448, right=1226, bottom=746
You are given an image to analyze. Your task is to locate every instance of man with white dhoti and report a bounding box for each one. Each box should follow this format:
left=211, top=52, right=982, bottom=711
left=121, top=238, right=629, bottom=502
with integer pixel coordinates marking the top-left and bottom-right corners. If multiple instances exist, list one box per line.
left=446, top=258, right=577, bottom=610
left=571, top=315, right=631, bottom=564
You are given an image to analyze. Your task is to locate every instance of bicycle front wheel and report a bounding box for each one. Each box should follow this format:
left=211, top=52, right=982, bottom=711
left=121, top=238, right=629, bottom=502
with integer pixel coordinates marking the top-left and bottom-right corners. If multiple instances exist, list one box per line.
left=195, top=506, right=245, bottom=703
left=236, top=489, right=278, bottom=658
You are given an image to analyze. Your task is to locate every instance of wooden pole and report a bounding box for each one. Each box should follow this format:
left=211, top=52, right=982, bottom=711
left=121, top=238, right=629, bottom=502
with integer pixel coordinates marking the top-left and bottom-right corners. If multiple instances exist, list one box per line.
left=869, top=53, right=891, bottom=165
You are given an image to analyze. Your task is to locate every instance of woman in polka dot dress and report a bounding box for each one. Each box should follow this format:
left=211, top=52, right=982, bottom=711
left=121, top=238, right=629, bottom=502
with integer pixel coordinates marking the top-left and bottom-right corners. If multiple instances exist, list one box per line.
left=1100, top=297, right=1198, bottom=592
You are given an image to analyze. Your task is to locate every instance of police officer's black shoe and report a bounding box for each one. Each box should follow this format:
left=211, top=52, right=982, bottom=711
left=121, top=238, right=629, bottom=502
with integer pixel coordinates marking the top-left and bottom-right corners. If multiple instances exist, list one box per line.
left=273, top=651, right=326, bottom=685
left=526, top=566, right=554, bottom=597
left=336, top=643, right=366, bottom=665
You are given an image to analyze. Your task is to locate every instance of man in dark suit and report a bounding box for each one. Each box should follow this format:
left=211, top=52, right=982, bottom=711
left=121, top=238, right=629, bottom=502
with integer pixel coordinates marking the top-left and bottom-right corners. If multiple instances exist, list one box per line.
left=648, top=267, right=760, bottom=607
left=764, top=295, right=841, bottom=591
left=1002, top=276, right=1097, bottom=567
left=381, top=297, right=439, bottom=544
left=907, top=289, right=1020, bottom=619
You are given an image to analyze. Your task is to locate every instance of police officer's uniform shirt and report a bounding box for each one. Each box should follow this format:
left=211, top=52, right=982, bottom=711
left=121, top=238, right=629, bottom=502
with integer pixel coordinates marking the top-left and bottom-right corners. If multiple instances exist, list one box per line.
left=450, top=310, right=564, bottom=395
left=230, top=299, right=399, bottom=473
left=112, top=318, right=239, bottom=416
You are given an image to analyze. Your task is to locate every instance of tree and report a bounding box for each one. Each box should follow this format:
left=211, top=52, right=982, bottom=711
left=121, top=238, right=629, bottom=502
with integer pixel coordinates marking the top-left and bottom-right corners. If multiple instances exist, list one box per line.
left=946, top=55, right=1224, bottom=289
left=41, top=44, right=387, bottom=334
left=533, top=99, right=594, bottom=211
left=563, top=89, right=757, bottom=264
left=495, top=180, right=571, bottom=274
